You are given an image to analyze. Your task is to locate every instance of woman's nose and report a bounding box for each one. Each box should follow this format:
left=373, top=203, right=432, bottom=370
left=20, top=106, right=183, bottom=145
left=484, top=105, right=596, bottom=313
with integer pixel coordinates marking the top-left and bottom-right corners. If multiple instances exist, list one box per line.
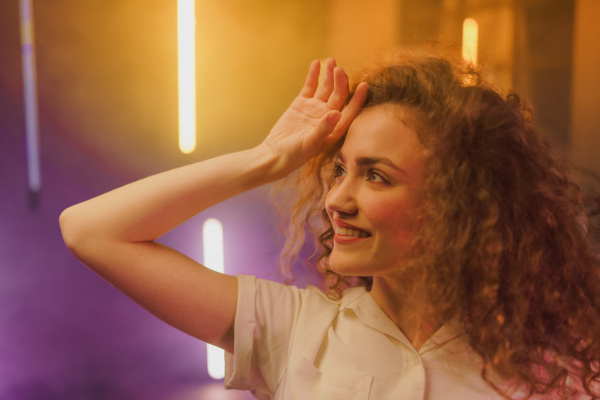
left=325, top=180, right=358, bottom=216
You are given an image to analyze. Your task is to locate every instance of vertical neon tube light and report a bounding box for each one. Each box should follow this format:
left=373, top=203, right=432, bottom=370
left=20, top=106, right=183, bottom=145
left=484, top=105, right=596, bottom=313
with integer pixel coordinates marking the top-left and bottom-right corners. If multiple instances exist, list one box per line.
left=462, top=18, right=479, bottom=65
left=178, top=0, right=196, bottom=154
left=19, top=0, right=41, bottom=199
left=202, top=219, right=225, bottom=379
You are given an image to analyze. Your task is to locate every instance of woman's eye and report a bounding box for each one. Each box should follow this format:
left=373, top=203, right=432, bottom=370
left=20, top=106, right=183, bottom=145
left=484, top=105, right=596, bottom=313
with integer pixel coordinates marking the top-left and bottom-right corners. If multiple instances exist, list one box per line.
left=366, top=169, right=387, bottom=183
left=333, top=163, right=346, bottom=178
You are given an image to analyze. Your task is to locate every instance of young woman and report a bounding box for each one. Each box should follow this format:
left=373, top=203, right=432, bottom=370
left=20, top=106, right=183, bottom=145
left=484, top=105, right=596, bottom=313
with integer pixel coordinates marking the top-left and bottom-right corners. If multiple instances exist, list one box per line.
left=60, top=54, right=600, bottom=399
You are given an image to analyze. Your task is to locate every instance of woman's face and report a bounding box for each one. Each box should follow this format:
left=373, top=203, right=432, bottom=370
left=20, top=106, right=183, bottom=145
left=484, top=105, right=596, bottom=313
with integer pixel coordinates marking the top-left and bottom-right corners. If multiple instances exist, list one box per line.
left=325, top=104, right=426, bottom=278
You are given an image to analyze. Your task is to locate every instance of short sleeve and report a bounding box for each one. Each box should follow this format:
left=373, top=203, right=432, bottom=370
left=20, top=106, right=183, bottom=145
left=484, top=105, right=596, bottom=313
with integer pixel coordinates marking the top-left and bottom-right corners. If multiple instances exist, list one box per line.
left=225, top=274, right=303, bottom=399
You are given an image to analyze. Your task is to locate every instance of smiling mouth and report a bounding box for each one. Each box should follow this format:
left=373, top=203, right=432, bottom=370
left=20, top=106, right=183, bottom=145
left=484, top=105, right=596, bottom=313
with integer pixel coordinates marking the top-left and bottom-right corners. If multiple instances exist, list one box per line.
left=336, top=227, right=370, bottom=238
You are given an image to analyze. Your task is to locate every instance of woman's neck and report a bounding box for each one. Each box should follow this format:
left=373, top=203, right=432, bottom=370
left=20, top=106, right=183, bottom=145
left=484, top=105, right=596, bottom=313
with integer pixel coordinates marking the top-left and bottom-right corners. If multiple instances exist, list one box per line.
left=370, top=275, right=444, bottom=351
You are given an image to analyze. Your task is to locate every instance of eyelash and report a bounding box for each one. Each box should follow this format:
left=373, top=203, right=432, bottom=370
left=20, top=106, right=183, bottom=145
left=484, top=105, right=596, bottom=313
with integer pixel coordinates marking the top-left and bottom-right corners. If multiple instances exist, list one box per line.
left=366, top=169, right=388, bottom=183
left=332, top=162, right=389, bottom=184
left=333, top=163, right=346, bottom=178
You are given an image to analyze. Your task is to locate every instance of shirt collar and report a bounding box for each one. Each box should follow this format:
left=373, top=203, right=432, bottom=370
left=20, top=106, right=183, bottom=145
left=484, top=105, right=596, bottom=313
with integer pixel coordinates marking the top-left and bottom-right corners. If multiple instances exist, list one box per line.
left=341, top=288, right=465, bottom=354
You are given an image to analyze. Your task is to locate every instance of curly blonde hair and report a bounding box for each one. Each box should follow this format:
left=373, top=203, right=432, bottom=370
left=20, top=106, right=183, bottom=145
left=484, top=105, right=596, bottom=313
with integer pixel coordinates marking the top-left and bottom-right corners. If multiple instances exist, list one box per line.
left=273, top=52, right=600, bottom=398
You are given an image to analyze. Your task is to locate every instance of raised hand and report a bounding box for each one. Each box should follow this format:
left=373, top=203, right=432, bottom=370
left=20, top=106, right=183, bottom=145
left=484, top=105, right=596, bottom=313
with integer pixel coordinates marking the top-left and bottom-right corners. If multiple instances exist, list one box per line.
left=262, top=58, right=368, bottom=177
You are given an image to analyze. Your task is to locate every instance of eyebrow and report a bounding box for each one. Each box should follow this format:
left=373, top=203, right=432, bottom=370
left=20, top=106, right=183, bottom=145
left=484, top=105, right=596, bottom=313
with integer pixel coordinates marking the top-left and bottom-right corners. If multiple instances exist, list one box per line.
left=336, top=152, right=406, bottom=174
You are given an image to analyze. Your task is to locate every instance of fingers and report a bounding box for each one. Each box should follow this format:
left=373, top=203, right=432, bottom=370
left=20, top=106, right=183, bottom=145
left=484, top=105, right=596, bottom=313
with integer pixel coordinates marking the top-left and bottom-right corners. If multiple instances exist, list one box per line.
left=323, top=82, right=369, bottom=146
left=299, top=60, right=321, bottom=98
left=343, top=82, right=369, bottom=120
left=327, top=67, right=349, bottom=110
left=310, top=110, right=342, bottom=147
left=297, top=59, right=367, bottom=149
left=314, top=58, right=336, bottom=101
left=300, top=58, right=350, bottom=112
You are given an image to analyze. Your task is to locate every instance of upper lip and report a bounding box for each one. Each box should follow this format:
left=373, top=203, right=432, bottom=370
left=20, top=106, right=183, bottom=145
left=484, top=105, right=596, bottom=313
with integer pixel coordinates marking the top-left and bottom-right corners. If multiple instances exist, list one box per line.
left=333, top=219, right=370, bottom=234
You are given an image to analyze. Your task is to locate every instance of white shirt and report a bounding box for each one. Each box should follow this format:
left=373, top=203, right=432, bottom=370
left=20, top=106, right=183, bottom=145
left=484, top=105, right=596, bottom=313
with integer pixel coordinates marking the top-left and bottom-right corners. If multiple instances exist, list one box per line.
left=224, top=274, right=588, bottom=399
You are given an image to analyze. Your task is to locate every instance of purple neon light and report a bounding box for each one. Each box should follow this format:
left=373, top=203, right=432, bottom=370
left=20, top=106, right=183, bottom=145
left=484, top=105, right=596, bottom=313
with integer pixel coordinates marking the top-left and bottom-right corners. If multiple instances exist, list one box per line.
left=20, top=0, right=41, bottom=194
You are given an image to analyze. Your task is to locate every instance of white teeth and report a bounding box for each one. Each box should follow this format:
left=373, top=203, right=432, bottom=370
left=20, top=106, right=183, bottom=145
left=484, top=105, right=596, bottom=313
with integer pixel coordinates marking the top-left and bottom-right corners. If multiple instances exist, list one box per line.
left=337, top=227, right=369, bottom=238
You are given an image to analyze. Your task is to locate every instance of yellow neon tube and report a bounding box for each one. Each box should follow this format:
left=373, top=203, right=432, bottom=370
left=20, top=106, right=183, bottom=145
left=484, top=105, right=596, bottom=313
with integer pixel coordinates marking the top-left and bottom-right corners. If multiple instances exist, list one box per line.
left=178, top=0, right=196, bottom=154
left=462, top=18, right=479, bottom=66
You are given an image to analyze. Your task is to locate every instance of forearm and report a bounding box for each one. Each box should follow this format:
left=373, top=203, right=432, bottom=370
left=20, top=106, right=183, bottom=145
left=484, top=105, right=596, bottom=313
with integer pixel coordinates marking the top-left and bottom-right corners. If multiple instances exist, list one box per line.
left=58, top=144, right=275, bottom=349
left=60, top=144, right=280, bottom=250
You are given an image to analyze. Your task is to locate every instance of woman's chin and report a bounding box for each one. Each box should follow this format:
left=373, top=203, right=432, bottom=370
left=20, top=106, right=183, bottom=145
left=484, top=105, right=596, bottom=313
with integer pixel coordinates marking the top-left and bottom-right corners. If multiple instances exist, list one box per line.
left=328, top=256, right=368, bottom=277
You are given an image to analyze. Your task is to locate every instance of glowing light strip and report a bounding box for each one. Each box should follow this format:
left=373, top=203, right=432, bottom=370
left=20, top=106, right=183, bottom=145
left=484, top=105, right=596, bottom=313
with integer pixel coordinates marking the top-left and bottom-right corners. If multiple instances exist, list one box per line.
left=178, top=0, right=196, bottom=154
left=462, top=18, right=479, bottom=65
left=202, top=218, right=225, bottom=380
left=19, top=0, right=41, bottom=194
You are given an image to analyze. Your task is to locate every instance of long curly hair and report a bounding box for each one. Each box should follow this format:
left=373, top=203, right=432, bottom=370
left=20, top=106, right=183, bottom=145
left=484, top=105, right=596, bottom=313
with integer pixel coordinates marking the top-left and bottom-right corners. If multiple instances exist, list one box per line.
left=272, top=52, right=600, bottom=398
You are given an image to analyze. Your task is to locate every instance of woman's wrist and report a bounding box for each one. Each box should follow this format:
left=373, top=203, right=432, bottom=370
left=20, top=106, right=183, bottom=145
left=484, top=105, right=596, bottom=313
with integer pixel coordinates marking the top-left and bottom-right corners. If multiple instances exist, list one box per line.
left=244, top=143, right=291, bottom=185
